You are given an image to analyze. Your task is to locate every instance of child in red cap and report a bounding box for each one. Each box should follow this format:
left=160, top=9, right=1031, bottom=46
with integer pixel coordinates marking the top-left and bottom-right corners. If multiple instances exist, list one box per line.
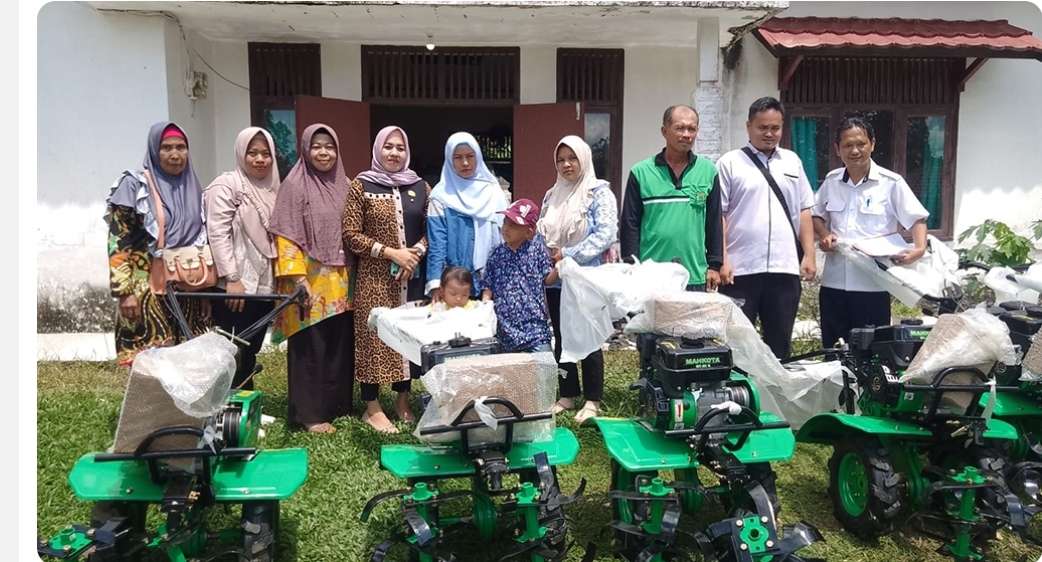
left=480, top=198, right=559, bottom=352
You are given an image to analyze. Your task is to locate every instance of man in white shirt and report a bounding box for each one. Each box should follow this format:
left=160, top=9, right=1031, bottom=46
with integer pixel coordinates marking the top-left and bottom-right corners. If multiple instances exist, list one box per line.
left=813, top=116, right=929, bottom=348
left=717, top=97, right=817, bottom=359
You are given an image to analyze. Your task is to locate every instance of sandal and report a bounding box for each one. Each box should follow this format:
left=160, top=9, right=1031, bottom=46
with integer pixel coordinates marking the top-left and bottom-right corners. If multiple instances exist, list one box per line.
left=574, top=401, right=600, bottom=425
left=551, top=398, right=575, bottom=415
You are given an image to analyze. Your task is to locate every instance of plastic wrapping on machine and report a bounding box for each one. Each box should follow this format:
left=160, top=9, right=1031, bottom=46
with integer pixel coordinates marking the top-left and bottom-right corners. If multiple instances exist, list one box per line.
left=626, top=292, right=846, bottom=429
left=414, top=352, right=559, bottom=446
left=557, top=258, right=690, bottom=363
left=837, top=235, right=961, bottom=309
left=368, top=301, right=498, bottom=366
left=1020, top=330, right=1042, bottom=382
left=902, top=308, right=1019, bottom=411
left=113, top=332, right=238, bottom=452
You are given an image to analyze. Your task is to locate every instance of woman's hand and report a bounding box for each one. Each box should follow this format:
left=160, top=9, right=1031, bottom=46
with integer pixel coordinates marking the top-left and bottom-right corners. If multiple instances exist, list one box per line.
left=481, top=288, right=493, bottom=302
left=119, top=294, right=140, bottom=323
left=430, top=288, right=442, bottom=303
left=387, top=247, right=420, bottom=271
left=548, top=247, right=564, bottom=264
left=225, top=279, right=246, bottom=312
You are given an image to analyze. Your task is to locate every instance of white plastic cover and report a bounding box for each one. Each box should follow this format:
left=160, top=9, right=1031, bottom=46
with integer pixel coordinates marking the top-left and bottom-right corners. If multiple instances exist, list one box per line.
left=130, top=332, right=238, bottom=417
left=368, top=301, right=498, bottom=366
left=624, top=292, right=847, bottom=429
left=838, top=235, right=961, bottom=308
left=557, top=258, right=689, bottom=363
left=415, top=352, right=559, bottom=446
left=902, top=307, right=1019, bottom=385
left=984, top=265, right=1041, bottom=305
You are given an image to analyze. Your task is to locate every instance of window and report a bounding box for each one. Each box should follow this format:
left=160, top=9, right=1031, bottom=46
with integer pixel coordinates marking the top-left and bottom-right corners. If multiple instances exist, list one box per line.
left=248, top=43, right=322, bottom=178
left=557, top=48, right=625, bottom=194
left=782, top=56, right=961, bottom=236
left=362, top=46, right=520, bottom=105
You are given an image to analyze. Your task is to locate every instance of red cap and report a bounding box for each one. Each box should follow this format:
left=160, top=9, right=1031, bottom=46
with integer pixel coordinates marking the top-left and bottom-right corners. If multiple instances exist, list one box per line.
left=499, top=198, right=540, bottom=227
left=161, top=124, right=186, bottom=141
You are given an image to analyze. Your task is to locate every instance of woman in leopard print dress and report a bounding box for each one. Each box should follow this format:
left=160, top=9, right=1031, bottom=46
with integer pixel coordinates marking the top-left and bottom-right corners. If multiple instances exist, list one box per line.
left=343, top=126, right=430, bottom=433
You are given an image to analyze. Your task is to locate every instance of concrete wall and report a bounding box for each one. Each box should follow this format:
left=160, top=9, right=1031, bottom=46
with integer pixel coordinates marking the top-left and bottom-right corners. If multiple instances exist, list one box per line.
left=622, top=47, right=700, bottom=180
left=732, top=1, right=1042, bottom=236
left=37, top=3, right=171, bottom=292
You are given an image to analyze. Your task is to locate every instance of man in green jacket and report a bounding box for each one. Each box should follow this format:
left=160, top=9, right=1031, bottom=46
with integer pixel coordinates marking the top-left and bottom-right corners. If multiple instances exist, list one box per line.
left=620, top=104, right=723, bottom=290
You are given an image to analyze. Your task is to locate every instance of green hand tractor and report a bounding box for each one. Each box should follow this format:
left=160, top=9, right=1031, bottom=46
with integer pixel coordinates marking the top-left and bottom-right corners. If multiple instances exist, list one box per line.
left=596, top=333, right=823, bottom=562
left=360, top=344, right=586, bottom=562
left=797, top=320, right=1034, bottom=561
left=39, top=287, right=309, bottom=562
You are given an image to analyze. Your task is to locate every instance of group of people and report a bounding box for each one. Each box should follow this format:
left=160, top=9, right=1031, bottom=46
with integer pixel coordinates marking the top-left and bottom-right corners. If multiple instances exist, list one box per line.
left=622, top=97, right=928, bottom=359
left=104, top=95, right=929, bottom=434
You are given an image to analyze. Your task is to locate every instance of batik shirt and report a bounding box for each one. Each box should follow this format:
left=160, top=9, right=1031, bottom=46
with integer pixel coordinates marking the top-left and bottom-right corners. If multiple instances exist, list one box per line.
left=482, top=236, right=553, bottom=352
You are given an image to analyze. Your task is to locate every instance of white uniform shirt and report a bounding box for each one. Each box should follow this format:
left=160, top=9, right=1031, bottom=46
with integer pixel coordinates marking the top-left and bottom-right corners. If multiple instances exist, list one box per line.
left=717, top=143, right=815, bottom=276
left=813, top=160, right=929, bottom=292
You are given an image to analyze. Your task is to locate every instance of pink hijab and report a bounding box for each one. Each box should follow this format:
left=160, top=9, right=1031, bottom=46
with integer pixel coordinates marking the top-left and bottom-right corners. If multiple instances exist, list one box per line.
left=269, top=124, right=352, bottom=266
left=355, top=126, right=422, bottom=187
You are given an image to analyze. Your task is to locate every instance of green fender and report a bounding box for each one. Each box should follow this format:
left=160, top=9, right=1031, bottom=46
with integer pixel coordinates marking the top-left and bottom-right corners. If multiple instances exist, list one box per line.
left=797, top=413, right=1019, bottom=443
left=984, top=392, right=1042, bottom=418
left=68, top=448, right=309, bottom=502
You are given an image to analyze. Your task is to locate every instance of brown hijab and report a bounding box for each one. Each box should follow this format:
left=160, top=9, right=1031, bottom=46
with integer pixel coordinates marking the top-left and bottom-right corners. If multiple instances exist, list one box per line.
left=269, top=124, right=351, bottom=266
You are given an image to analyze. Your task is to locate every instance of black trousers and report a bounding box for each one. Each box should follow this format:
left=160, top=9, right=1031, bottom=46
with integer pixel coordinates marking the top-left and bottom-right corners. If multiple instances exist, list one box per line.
left=719, top=273, right=801, bottom=359
left=286, top=312, right=354, bottom=425
left=546, top=287, right=604, bottom=401
left=360, top=379, right=413, bottom=402
left=210, top=291, right=274, bottom=390
left=819, top=286, right=891, bottom=348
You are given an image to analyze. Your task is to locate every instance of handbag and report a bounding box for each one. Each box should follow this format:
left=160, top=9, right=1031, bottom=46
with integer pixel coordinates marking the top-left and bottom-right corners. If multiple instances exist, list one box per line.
left=144, top=170, right=217, bottom=294
left=741, top=147, right=804, bottom=263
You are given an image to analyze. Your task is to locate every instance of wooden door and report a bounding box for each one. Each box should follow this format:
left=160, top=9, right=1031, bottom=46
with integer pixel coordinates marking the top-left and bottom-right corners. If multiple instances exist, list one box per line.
left=295, top=95, right=372, bottom=178
left=512, top=102, right=585, bottom=204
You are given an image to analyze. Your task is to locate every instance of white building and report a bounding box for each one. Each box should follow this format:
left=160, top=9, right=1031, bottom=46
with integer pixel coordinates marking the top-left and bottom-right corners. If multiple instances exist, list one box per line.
left=37, top=1, right=1042, bottom=328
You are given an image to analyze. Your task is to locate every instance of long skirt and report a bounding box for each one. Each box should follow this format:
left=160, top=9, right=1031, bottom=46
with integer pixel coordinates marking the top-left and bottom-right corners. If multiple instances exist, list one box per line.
left=286, top=311, right=355, bottom=425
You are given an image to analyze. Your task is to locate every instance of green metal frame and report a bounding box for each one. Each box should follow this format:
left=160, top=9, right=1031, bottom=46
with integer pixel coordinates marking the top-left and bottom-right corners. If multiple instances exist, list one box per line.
left=379, top=427, right=580, bottom=480
left=797, top=412, right=1018, bottom=444
left=594, top=414, right=794, bottom=473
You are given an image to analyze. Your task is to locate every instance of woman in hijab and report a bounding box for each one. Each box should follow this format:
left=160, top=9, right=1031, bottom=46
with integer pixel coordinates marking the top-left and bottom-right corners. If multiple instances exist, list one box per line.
left=426, top=132, right=508, bottom=300
left=343, top=125, right=430, bottom=433
left=537, top=135, right=619, bottom=424
left=269, top=124, right=354, bottom=434
left=105, top=121, right=211, bottom=367
left=204, top=127, right=280, bottom=390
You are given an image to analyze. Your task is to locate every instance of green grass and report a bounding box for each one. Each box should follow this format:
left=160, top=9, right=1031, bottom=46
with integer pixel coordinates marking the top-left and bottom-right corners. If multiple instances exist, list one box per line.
left=38, top=352, right=1042, bottom=561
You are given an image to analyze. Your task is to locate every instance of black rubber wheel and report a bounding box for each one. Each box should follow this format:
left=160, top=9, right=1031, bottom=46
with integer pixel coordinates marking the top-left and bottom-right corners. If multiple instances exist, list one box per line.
left=828, top=439, right=905, bottom=539
left=241, top=501, right=279, bottom=562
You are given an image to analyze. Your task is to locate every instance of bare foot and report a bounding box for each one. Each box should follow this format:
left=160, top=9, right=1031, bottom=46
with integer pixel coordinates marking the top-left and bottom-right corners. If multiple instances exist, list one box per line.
left=304, top=422, right=336, bottom=434
left=362, top=411, right=399, bottom=434
left=395, top=395, right=416, bottom=423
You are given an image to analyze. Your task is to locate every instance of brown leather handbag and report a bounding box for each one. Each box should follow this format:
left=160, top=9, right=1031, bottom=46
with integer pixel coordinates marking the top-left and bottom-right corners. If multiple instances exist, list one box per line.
left=144, top=170, right=217, bottom=295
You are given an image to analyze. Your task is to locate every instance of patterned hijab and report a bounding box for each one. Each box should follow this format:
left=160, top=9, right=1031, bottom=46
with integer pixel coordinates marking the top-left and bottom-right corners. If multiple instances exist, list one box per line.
left=269, top=124, right=352, bottom=266
left=431, top=132, right=507, bottom=270
left=537, top=135, right=605, bottom=249
left=109, top=121, right=205, bottom=248
left=355, top=125, right=422, bottom=187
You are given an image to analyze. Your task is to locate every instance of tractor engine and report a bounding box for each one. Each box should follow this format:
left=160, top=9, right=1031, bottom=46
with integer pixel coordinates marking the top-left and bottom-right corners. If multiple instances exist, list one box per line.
left=636, top=336, right=751, bottom=433
left=846, top=322, right=932, bottom=411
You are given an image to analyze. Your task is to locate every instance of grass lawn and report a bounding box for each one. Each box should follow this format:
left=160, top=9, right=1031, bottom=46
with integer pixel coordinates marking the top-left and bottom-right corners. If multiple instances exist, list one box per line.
left=38, top=351, right=1042, bottom=561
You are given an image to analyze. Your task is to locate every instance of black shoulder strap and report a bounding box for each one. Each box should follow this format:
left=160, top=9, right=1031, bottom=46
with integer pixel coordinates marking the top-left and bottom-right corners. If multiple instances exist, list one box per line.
left=741, top=147, right=803, bottom=261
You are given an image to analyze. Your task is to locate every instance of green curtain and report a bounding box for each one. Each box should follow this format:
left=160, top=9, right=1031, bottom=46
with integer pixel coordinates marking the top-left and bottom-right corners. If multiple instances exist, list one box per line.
left=791, top=117, right=820, bottom=190
left=920, top=116, right=945, bottom=230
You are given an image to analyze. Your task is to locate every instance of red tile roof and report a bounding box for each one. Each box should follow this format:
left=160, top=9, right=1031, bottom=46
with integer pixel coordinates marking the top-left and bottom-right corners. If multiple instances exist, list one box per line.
left=754, top=17, right=1042, bottom=61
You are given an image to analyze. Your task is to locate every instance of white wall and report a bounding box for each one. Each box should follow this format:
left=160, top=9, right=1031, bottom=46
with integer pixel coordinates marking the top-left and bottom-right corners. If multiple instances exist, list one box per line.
left=322, top=42, right=362, bottom=100
left=165, top=22, right=218, bottom=185
left=724, top=34, right=778, bottom=152
left=621, top=47, right=700, bottom=182
left=520, top=46, right=556, bottom=103
left=734, top=1, right=1042, bottom=236
left=37, top=3, right=171, bottom=292
left=211, top=40, right=251, bottom=170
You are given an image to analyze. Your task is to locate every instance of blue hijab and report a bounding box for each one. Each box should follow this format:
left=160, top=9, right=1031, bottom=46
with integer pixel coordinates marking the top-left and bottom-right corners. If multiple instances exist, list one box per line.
left=430, top=132, right=507, bottom=270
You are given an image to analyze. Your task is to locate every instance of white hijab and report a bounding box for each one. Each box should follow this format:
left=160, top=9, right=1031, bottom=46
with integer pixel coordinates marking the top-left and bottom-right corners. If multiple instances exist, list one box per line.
left=537, top=135, right=604, bottom=249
